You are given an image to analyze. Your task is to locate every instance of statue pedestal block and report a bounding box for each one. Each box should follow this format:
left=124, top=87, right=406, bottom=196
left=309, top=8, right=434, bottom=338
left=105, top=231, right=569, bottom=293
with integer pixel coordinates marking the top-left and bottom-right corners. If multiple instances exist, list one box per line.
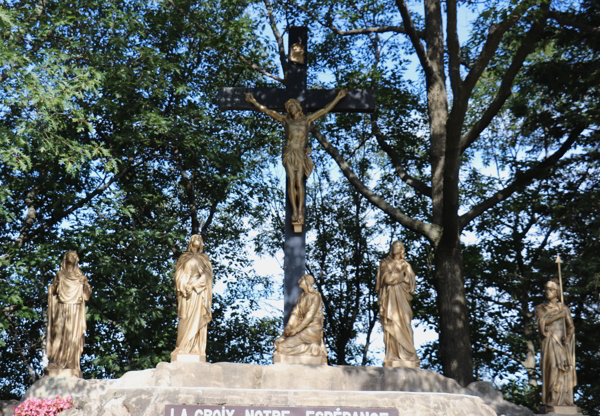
left=291, top=223, right=303, bottom=233
left=541, top=405, right=582, bottom=415
left=171, top=353, right=205, bottom=363
left=273, top=353, right=327, bottom=365
left=384, top=359, right=420, bottom=369
left=43, top=368, right=80, bottom=378
left=19, top=362, right=535, bottom=416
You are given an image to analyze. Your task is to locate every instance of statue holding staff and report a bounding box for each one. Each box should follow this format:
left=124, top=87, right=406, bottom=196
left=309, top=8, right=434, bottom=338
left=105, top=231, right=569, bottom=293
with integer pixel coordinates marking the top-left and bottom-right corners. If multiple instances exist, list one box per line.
left=46, top=250, right=91, bottom=378
left=244, top=89, right=348, bottom=228
left=536, top=256, right=578, bottom=412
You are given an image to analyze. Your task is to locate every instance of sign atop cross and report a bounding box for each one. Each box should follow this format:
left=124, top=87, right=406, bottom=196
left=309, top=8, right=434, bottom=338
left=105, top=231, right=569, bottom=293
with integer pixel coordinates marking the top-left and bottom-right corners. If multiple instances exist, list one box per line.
left=219, top=26, right=376, bottom=324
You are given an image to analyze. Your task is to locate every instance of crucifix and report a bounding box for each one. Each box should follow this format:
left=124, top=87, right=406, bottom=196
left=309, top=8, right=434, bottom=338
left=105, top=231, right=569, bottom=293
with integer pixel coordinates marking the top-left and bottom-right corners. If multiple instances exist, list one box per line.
left=219, top=27, right=376, bottom=324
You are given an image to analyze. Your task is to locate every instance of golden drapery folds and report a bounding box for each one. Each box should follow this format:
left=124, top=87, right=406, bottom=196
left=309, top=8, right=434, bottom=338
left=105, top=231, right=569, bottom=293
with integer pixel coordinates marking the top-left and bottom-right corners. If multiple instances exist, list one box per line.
left=173, top=235, right=213, bottom=356
left=46, top=251, right=91, bottom=377
left=536, top=280, right=577, bottom=407
left=275, top=274, right=327, bottom=358
left=376, top=241, right=419, bottom=366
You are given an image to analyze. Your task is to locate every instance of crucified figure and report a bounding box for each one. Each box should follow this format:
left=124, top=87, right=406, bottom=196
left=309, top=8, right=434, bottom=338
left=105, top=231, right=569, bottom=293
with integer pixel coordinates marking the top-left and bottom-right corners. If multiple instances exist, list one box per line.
left=244, top=89, right=348, bottom=228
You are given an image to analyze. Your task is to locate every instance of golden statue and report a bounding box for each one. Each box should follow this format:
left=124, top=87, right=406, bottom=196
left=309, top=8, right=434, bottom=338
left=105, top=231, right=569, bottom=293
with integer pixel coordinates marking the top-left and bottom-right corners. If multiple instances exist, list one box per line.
left=172, top=235, right=213, bottom=362
left=46, top=250, right=91, bottom=378
left=274, top=274, right=327, bottom=364
left=536, top=279, right=577, bottom=411
left=376, top=241, right=420, bottom=368
left=244, top=89, right=348, bottom=231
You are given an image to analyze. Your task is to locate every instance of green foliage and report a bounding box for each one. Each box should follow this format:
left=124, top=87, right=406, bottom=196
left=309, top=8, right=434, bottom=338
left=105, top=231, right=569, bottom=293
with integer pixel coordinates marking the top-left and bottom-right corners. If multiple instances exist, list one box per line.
left=0, top=0, right=280, bottom=398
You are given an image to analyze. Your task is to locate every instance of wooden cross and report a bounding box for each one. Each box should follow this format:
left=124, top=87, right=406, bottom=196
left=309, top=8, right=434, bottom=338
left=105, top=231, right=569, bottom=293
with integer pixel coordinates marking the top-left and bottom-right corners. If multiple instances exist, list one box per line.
left=219, top=26, right=376, bottom=324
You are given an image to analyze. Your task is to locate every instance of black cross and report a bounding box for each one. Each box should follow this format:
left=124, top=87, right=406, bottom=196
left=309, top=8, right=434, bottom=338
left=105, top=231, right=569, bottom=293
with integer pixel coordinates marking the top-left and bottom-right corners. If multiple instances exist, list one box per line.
left=219, top=27, right=376, bottom=324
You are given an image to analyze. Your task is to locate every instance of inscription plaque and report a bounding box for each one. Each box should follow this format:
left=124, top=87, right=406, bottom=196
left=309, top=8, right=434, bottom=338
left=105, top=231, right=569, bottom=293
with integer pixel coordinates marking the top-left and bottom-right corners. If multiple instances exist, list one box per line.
left=165, top=405, right=399, bottom=416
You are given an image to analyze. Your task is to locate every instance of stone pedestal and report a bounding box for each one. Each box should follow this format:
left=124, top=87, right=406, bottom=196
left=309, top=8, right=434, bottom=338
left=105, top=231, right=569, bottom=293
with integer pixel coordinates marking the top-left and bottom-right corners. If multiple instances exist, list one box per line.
left=171, top=353, right=205, bottom=363
left=43, top=367, right=80, bottom=378
left=540, top=405, right=583, bottom=415
left=384, top=359, right=420, bottom=369
left=273, top=352, right=327, bottom=365
left=19, top=362, right=539, bottom=416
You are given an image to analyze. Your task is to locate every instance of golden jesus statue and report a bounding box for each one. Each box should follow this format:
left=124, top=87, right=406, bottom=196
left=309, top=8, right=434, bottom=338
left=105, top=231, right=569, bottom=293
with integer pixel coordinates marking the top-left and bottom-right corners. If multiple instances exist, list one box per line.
left=244, top=89, right=348, bottom=230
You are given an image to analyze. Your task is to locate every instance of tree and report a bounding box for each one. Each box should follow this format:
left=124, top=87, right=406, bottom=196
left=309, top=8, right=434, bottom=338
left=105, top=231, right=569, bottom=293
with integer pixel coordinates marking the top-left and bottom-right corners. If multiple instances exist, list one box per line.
left=0, top=0, right=282, bottom=397
left=248, top=0, right=599, bottom=385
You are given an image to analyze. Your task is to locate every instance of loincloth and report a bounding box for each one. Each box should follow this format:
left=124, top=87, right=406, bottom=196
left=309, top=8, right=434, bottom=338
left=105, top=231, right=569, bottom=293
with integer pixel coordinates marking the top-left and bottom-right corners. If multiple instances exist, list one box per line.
left=283, top=146, right=313, bottom=178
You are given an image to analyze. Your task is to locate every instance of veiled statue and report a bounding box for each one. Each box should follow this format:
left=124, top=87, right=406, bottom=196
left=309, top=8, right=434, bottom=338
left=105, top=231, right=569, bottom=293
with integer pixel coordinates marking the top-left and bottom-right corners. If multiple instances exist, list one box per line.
left=376, top=241, right=420, bottom=368
left=172, top=235, right=213, bottom=361
left=274, top=274, right=327, bottom=364
left=536, top=279, right=577, bottom=411
left=46, top=250, right=91, bottom=378
left=244, top=89, right=347, bottom=231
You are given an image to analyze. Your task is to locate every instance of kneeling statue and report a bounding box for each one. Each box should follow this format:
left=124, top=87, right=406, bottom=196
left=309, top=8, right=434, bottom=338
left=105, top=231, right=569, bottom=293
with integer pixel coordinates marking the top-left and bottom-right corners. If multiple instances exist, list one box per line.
left=274, top=274, right=327, bottom=365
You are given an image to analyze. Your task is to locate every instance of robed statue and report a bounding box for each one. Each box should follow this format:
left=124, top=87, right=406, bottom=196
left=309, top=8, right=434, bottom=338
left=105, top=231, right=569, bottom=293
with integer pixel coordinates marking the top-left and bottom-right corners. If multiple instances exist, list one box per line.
left=376, top=241, right=420, bottom=368
left=244, top=89, right=348, bottom=230
left=274, top=274, right=327, bottom=364
left=46, top=250, right=91, bottom=378
left=172, top=235, right=213, bottom=361
left=536, top=279, right=577, bottom=411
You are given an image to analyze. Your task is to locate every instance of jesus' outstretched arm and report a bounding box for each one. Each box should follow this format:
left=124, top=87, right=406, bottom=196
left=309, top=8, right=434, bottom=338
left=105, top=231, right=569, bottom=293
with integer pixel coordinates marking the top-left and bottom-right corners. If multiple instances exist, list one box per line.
left=244, top=93, right=286, bottom=123
left=307, top=89, right=348, bottom=122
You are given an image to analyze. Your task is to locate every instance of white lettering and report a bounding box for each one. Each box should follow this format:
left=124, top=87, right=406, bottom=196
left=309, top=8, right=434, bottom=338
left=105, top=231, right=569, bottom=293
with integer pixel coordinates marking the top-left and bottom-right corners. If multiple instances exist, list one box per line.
left=316, top=412, right=324, bottom=416
left=182, top=410, right=188, bottom=416
left=324, top=411, right=333, bottom=416
left=195, top=411, right=203, bottom=416
left=263, top=411, right=272, bottom=416
left=305, top=412, right=314, bottom=416
left=246, top=411, right=254, bottom=416
left=333, top=409, right=341, bottom=416
left=213, top=411, right=221, bottom=416
left=273, top=411, right=280, bottom=416
left=343, top=412, right=351, bottom=416
left=226, top=410, right=236, bottom=416
left=255, top=411, right=263, bottom=416
left=353, top=412, right=359, bottom=416
left=282, top=411, right=290, bottom=416
left=360, top=412, right=368, bottom=416
left=380, top=413, right=388, bottom=416
left=171, top=409, right=175, bottom=416
left=205, top=410, right=212, bottom=416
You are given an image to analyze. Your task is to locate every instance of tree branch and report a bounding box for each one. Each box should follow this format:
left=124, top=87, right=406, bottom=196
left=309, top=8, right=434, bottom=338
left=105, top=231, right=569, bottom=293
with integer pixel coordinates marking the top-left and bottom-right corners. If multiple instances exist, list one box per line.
left=201, top=198, right=219, bottom=238
left=371, top=117, right=432, bottom=197
left=461, top=3, right=531, bottom=101
left=459, top=125, right=585, bottom=229
left=263, top=0, right=287, bottom=77
left=237, top=54, right=285, bottom=84
left=447, top=0, right=462, bottom=99
left=395, top=0, right=435, bottom=78
left=22, top=159, right=140, bottom=244
left=548, top=10, right=600, bottom=35
left=460, top=13, right=548, bottom=154
left=281, top=0, right=424, bottom=38
left=311, top=126, right=441, bottom=245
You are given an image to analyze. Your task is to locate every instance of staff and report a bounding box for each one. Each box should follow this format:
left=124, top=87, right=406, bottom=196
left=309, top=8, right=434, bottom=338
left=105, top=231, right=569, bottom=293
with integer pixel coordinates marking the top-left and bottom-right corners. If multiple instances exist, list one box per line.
left=555, top=255, right=567, bottom=342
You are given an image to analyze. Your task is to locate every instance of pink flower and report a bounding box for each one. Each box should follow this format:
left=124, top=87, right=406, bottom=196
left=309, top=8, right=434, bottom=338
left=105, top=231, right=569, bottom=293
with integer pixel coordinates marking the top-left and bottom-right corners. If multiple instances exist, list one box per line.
left=12, top=395, right=73, bottom=416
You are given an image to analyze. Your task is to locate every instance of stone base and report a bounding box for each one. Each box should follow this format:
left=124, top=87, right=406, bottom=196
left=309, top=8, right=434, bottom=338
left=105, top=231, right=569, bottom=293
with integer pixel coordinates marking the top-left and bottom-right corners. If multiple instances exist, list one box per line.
left=21, top=362, right=535, bottom=416
left=292, top=223, right=303, bottom=233
left=540, top=405, right=582, bottom=415
left=171, top=352, right=205, bottom=363
left=43, top=367, right=80, bottom=378
left=273, top=352, right=327, bottom=365
left=384, top=359, right=420, bottom=369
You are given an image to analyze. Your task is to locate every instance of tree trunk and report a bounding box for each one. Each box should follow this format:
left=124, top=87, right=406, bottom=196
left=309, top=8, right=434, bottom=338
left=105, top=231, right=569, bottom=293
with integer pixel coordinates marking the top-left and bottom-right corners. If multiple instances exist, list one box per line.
left=434, top=234, right=473, bottom=386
